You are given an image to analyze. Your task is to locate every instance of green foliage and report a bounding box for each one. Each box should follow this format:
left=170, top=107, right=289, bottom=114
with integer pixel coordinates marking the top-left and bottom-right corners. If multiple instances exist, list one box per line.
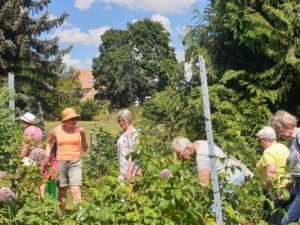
left=143, top=84, right=270, bottom=166
left=0, top=0, right=71, bottom=117
left=85, top=127, right=119, bottom=178
left=79, top=99, right=100, bottom=121
left=54, top=67, right=82, bottom=119
left=0, top=88, right=23, bottom=171
left=185, top=1, right=300, bottom=115
left=81, top=134, right=258, bottom=224
left=93, top=19, right=178, bottom=108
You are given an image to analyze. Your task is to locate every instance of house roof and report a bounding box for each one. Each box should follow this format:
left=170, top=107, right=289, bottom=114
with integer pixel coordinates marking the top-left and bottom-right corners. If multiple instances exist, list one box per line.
left=79, top=69, right=94, bottom=89
left=80, top=88, right=98, bottom=102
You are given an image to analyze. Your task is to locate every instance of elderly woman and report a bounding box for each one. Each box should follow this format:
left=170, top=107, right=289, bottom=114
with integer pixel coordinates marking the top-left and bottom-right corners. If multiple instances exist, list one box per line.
left=46, top=108, right=87, bottom=215
left=19, top=112, right=43, bottom=158
left=256, top=126, right=291, bottom=224
left=117, top=109, right=140, bottom=181
left=269, top=110, right=300, bottom=225
left=171, top=136, right=245, bottom=188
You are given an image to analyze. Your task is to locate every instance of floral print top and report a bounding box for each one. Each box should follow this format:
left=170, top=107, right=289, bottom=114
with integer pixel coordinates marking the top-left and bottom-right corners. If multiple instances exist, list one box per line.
left=117, top=125, right=139, bottom=175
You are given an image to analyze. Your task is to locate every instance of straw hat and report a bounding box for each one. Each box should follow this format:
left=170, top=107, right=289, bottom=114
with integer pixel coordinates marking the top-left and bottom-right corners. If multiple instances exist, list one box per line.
left=20, top=112, right=37, bottom=125
left=61, top=108, right=80, bottom=122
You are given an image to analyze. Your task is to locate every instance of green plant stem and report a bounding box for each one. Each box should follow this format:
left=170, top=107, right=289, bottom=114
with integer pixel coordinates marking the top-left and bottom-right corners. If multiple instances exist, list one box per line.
left=6, top=203, right=12, bottom=225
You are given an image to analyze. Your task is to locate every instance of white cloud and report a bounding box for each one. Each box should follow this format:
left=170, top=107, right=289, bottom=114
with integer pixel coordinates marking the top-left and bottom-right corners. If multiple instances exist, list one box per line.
left=62, top=54, right=92, bottom=69
left=62, top=54, right=83, bottom=68
left=176, top=50, right=185, bottom=62
left=151, top=14, right=172, bottom=33
left=75, top=0, right=197, bottom=13
left=53, top=26, right=110, bottom=46
left=75, top=0, right=96, bottom=10
left=184, top=62, right=193, bottom=82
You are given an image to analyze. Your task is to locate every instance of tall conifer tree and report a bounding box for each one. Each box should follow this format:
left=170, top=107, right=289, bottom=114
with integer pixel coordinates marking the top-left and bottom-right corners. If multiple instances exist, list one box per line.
left=0, top=0, right=69, bottom=116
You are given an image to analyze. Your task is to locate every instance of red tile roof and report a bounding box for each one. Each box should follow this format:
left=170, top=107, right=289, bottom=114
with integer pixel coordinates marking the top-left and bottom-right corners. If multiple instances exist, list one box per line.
left=80, top=88, right=98, bottom=102
left=79, top=69, right=94, bottom=89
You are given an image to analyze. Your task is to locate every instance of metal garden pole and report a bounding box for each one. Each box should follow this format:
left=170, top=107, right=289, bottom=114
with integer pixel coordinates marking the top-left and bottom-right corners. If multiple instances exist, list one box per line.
left=8, top=72, right=15, bottom=111
left=8, top=72, right=15, bottom=189
left=89, top=133, right=93, bottom=170
left=198, top=55, right=223, bottom=225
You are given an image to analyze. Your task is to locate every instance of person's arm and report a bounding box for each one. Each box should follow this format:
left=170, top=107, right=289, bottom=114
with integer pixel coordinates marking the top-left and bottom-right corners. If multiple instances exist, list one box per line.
left=125, top=131, right=140, bottom=178
left=264, top=163, right=277, bottom=190
left=198, top=169, right=210, bottom=188
left=20, top=142, right=30, bottom=158
left=46, top=129, right=57, bottom=158
left=78, top=127, right=88, bottom=152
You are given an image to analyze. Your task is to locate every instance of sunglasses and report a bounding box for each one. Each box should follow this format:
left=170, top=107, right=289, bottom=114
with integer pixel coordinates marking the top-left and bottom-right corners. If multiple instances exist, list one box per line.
left=66, top=118, right=78, bottom=122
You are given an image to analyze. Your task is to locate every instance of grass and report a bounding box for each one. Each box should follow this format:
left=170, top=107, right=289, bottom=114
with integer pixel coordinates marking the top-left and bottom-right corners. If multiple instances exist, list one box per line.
left=44, top=107, right=144, bottom=142
left=44, top=120, right=121, bottom=141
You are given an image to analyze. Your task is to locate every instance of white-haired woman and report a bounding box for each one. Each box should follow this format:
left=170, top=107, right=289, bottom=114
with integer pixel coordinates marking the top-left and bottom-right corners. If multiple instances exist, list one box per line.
left=269, top=110, right=300, bottom=225
left=171, top=136, right=245, bottom=188
left=117, top=109, right=141, bottom=181
left=256, top=126, right=291, bottom=224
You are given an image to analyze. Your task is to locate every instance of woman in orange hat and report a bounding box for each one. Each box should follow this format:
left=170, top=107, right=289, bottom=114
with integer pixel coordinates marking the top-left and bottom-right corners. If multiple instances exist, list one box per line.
left=46, top=107, right=88, bottom=216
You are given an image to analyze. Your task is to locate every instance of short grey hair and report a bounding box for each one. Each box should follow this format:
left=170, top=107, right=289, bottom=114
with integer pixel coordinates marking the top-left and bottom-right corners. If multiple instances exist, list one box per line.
left=171, top=136, right=193, bottom=154
left=269, top=110, right=298, bottom=133
left=117, top=109, right=132, bottom=123
left=256, top=126, right=277, bottom=141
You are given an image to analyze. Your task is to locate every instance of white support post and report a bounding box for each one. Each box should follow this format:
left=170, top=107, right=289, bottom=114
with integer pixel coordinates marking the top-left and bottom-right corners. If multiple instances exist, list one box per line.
left=8, top=72, right=15, bottom=112
left=8, top=72, right=15, bottom=189
left=198, top=55, right=223, bottom=225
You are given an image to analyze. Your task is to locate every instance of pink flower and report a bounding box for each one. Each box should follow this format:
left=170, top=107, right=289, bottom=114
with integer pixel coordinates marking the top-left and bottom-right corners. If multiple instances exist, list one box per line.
left=0, top=188, right=15, bottom=202
left=29, top=148, right=46, bottom=165
left=160, top=169, right=172, bottom=179
left=0, top=171, right=6, bottom=179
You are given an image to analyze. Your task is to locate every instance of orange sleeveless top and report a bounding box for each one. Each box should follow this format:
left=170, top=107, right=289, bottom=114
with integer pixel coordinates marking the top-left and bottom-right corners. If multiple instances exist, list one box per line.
left=56, top=126, right=82, bottom=160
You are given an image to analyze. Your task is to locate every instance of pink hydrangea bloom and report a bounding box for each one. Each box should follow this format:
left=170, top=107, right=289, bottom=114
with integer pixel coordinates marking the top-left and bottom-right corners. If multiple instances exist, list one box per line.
left=160, top=169, right=172, bottom=179
left=0, top=188, right=15, bottom=202
left=0, top=171, right=6, bottom=179
left=29, top=148, right=46, bottom=165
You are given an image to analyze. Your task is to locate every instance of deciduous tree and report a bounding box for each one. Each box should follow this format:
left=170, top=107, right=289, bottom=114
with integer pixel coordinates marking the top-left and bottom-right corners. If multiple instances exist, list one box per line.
left=185, top=1, right=300, bottom=115
left=93, top=19, right=178, bottom=108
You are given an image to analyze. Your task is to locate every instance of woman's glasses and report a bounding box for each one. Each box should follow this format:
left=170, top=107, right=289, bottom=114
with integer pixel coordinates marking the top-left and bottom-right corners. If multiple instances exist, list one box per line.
left=66, top=118, right=77, bottom=123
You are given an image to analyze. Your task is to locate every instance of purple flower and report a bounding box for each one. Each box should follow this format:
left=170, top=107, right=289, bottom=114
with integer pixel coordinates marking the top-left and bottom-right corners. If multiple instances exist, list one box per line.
left=0, top=188, right=15, bottom=202
left=160, top=169, right=172, bottom=179
left=29, top=148, right=46, bottom=165
left=0, top=171, right=6, bottom=179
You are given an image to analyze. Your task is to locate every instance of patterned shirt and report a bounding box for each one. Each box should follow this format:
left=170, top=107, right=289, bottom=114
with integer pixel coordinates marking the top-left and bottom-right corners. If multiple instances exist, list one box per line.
left=117, top=125, right=139, bottom=175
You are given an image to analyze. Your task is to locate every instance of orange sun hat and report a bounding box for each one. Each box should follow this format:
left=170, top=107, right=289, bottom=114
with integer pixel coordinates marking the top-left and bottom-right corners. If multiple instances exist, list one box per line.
left=61, top=108, right=80, bottom=122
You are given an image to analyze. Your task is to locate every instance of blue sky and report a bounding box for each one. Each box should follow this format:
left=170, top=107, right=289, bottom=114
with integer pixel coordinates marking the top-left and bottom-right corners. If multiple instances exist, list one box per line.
left=46, top=0, right=208, bottom=69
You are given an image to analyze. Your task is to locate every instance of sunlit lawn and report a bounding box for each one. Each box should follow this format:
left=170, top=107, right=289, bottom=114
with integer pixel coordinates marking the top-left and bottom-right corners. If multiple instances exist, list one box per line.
left=44, top=120, right=121, bottom=143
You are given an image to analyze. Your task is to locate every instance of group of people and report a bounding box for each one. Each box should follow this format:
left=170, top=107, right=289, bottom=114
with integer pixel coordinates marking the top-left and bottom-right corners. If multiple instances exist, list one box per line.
left=19, top=107, right=300, bottom=224
left=19, top=108, right=88, bottom=216
left=19, top=107, right=141, bottom=216
left=266, top=110, right=300, bottom=225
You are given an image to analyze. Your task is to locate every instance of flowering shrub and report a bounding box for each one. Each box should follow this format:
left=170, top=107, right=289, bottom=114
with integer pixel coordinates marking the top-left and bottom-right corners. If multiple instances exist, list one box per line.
left=29, top=148, right=46, bottom=165
left=160, top=168, right=172, bottom=179
left=0, top=188, right=15, bottom=202
left=0, top=171, right=6, bottom=180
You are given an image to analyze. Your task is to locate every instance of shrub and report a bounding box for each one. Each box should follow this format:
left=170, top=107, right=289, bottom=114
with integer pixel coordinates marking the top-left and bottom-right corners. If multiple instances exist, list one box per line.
left=0, top=88, right=23, bottom=171
left=79, top=99, right=100, bottom=121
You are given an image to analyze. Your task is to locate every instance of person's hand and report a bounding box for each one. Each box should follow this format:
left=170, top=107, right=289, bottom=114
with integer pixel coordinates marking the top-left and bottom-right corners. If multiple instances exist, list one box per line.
left=78, top=127, right=85, bottom=136
left=124, top=171, right=132, bottom=179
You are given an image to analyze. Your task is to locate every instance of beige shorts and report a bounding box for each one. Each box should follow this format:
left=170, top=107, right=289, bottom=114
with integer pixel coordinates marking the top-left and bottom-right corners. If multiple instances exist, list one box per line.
left=57, top=159, right=83, bottom=187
